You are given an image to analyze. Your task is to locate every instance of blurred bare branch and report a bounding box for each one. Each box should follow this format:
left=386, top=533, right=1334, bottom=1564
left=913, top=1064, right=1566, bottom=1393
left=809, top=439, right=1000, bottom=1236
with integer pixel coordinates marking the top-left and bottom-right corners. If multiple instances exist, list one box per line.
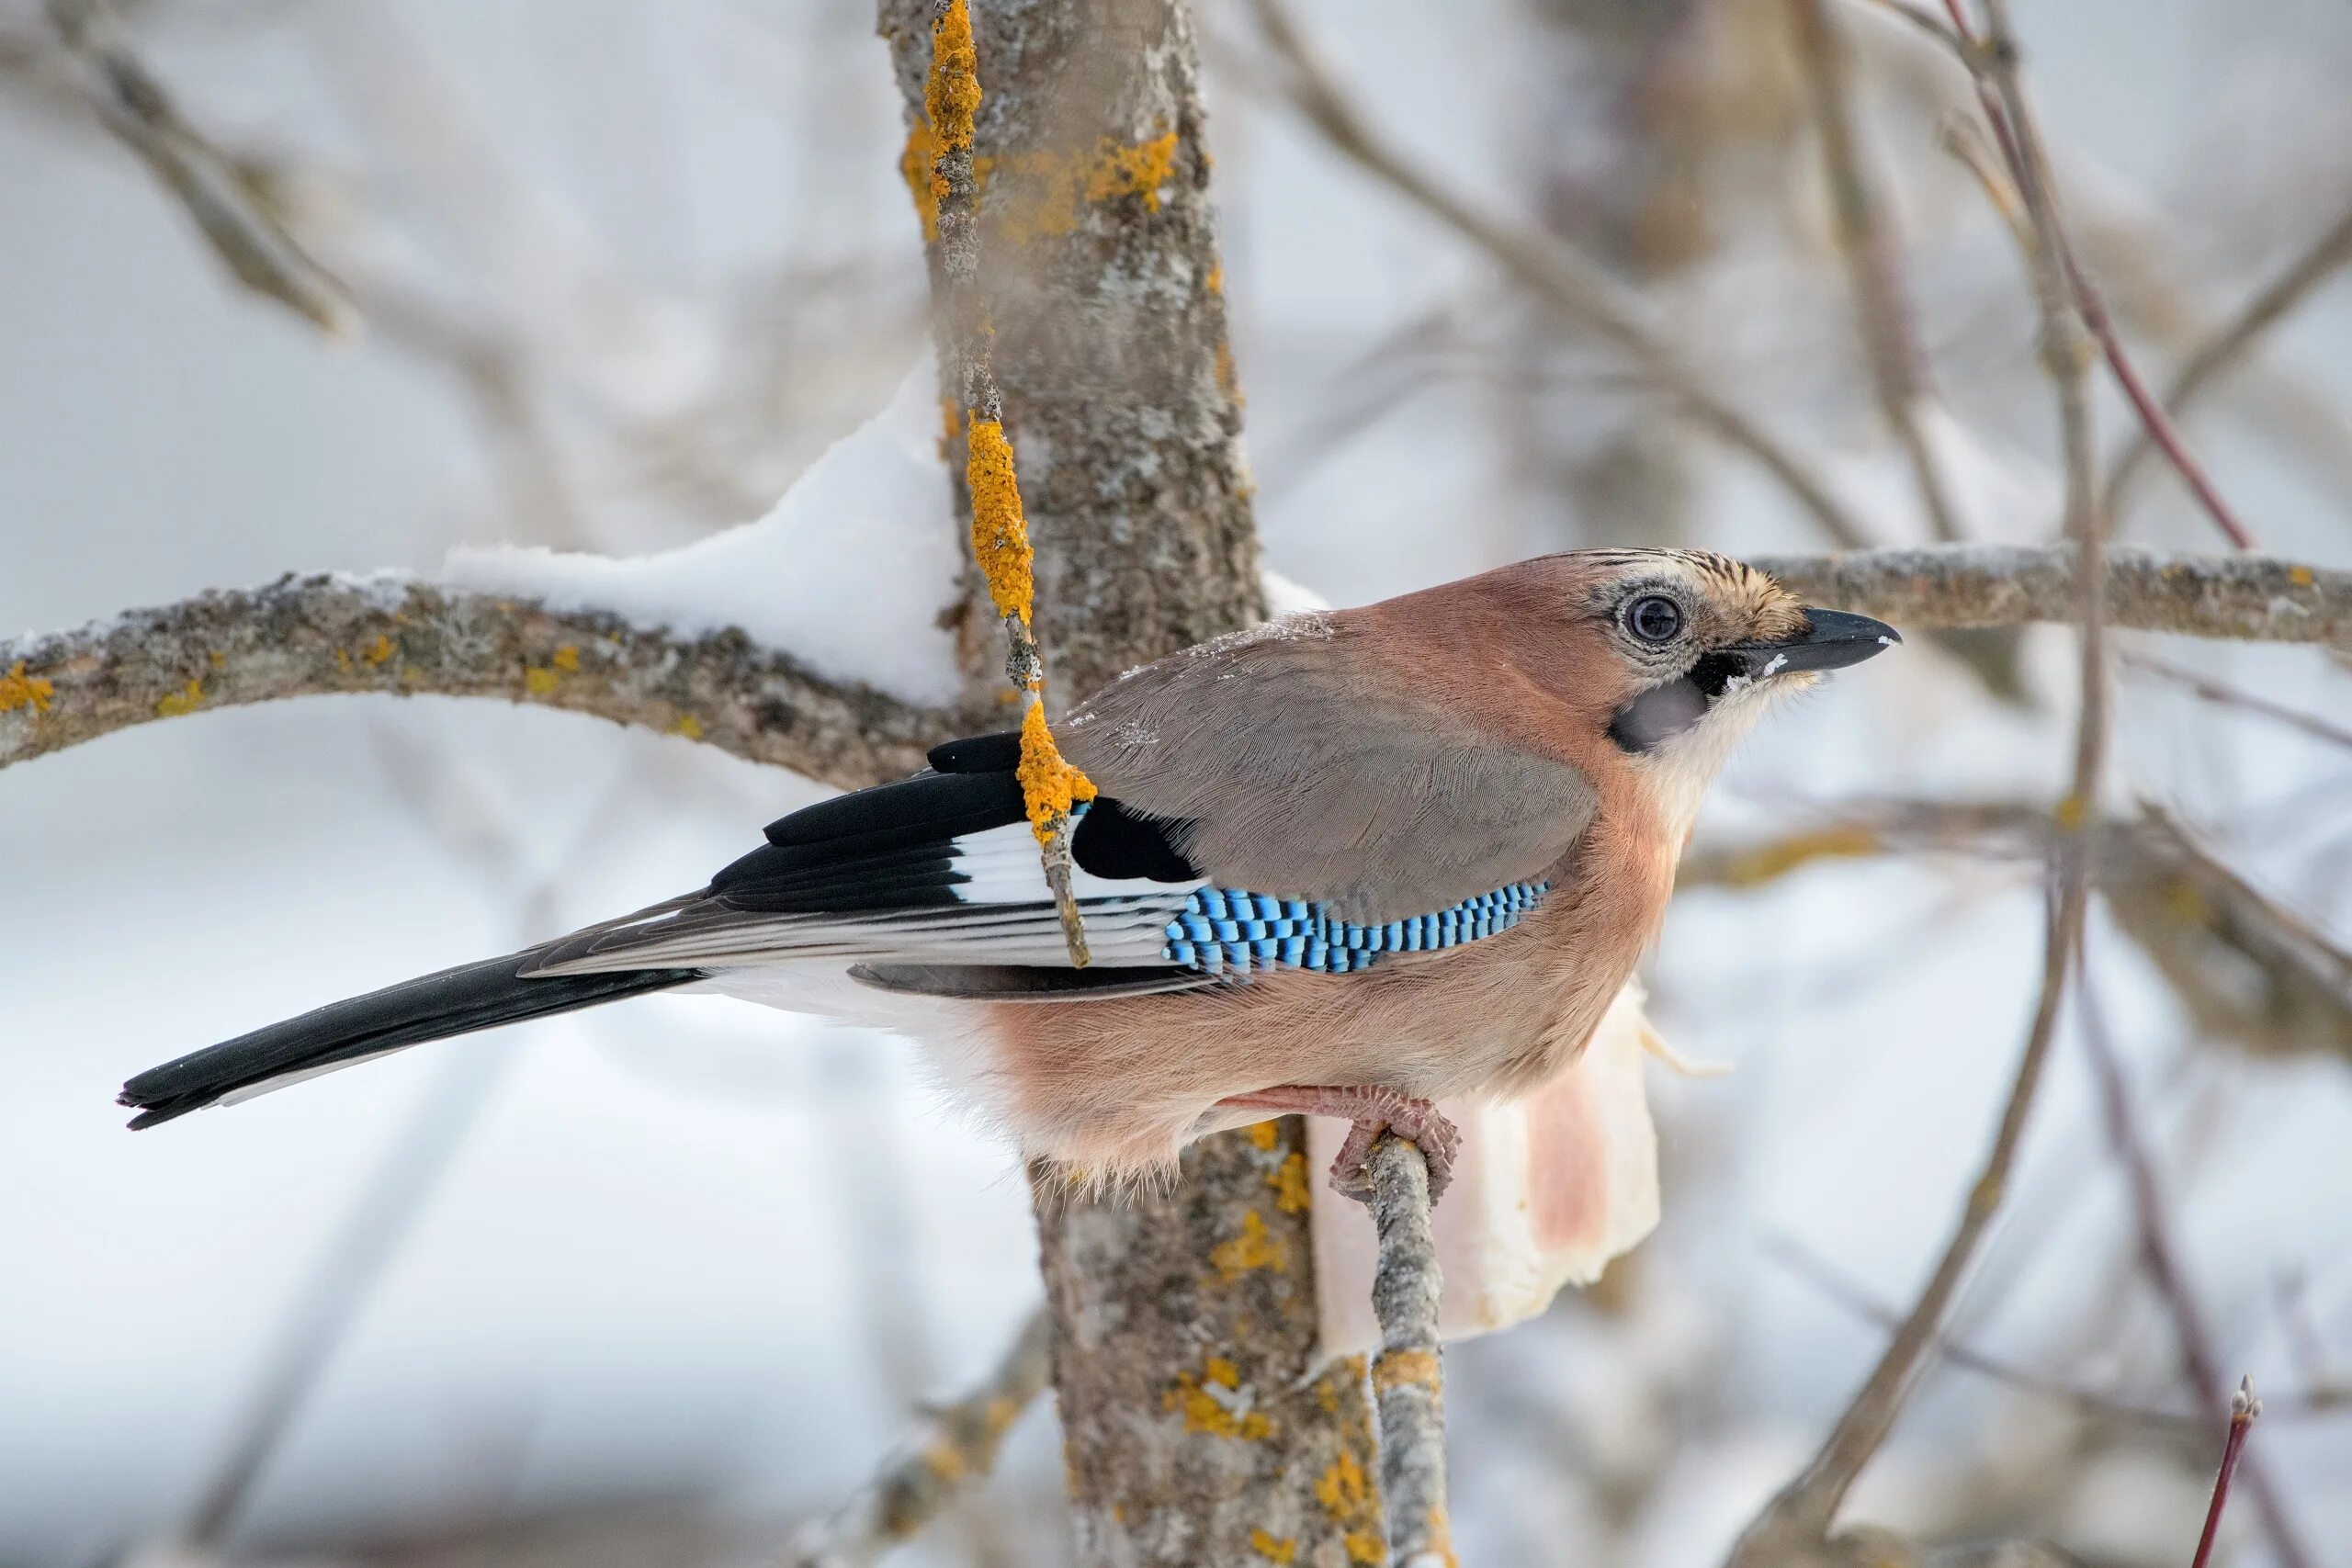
left=43, top=0, right=357, bottom=338
left=2190, top=1379, right=2263, bottom=1568
left=2121, top=651, right=2352, bottom=753
left=2075, top=981, right=2317, bottom=1567
left=782, top=1308, right=1052, bottom=1568
left=1239, top=0, right=1881, bottom=551
left=2104, top=197, right=2352, bottom=523
left=1359, top=1134, right=1453, bottom=1568
left=1788, top=0, right=1965, bottom=542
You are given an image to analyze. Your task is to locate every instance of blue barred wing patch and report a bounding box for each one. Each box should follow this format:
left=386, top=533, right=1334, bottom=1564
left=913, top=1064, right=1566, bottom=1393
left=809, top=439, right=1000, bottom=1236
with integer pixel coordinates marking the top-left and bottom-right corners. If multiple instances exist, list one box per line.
left=1161, top=882, right=1550, bottom=976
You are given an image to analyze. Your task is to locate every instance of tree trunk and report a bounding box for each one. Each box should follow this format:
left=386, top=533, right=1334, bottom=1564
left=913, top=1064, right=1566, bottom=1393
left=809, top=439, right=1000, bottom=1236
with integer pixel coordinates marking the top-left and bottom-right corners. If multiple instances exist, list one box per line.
left=876, top=3, right=1387, bottom=1562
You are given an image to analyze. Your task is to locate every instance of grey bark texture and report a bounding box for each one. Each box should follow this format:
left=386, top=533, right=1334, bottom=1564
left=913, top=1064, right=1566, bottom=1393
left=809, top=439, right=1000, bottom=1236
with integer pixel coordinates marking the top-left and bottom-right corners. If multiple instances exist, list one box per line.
left=877, top=0, right=1264, bottom=705
left=876, top=5, right=1388, bottom=1565
left=1362, top=1136, right=1454, bottom=1568
left=0, top=573, right=943, bottom=785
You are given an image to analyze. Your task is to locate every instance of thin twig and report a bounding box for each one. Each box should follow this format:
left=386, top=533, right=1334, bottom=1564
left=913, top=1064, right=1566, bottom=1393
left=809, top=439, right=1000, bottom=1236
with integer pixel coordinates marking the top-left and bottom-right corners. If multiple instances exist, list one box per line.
left=1359, top=1134, right=1453, bottom=1568
left=2075, top=981, right=2318, bottom=1568
left=1767, top=1235, right=2209, bottom=1432
left=2121, top=651, right=2352, bottom=753
left=1937, top=0, right=2255, bottom=548
left=2190, top=1379, right=2263, bottom=1568
left=1241, top=0, right=1879, bottom=551
left=920, top=0, right=1091, bottom=964
left=783, top=1309, right=1054, bottom=1568
left=45, top=0, right=356, bottom=338
left=1789, top=0, right=1966, bottom=542
left=2104, top=197, right=2352, bottom=522
left=1726, top=3, right=2112, bottom=1551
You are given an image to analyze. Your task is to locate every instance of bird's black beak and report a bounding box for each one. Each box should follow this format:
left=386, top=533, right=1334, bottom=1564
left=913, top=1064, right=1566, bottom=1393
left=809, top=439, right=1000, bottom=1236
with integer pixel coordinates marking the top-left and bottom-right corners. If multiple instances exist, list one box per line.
left=1725, top=608, right=1901, bottom=678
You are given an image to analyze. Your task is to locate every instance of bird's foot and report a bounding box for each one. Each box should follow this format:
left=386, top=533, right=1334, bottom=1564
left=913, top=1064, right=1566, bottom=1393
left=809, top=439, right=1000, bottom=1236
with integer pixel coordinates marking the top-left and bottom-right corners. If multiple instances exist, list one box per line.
left=1216, top=1084, right=1460, bottom=1203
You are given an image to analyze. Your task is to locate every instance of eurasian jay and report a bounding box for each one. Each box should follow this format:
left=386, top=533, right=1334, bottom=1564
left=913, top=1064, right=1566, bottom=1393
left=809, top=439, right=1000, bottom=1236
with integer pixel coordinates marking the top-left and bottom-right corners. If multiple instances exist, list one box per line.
left=118, top=548, right=1897, bottom=1198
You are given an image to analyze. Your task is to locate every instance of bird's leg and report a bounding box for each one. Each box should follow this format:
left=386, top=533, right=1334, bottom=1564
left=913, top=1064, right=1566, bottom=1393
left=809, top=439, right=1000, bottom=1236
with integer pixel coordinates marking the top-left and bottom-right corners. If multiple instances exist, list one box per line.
left=1216, top=1084, right=1461, bottom=1201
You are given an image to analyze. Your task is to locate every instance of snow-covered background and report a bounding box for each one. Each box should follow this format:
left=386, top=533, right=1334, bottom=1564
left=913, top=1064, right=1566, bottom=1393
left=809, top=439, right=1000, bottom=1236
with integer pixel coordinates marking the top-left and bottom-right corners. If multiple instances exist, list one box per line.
left=3, top=1, right=2349, bottom=1564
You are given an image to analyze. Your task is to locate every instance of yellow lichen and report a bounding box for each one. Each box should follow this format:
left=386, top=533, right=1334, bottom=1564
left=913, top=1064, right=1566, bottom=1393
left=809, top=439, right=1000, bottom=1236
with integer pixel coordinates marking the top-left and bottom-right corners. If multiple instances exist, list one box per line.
left=966, top=418, right=1035, bottom=623
left=1373, top=1348, right=1442, bottom=1393
left=1210, top=1208, right=1287, bottom=1280
left=1250, top=1529, right=1298, bottom=1564
left=1270, top=1151, right=1313, bottom=1215
left=1205, top=264, right=1224, bottom=294
left=1018, top=702, right=1097, bottom=843
left=525, top=666, right=560, bottom=696
left=1215, top=339, right=1242, bottom=402
left=334, top=647, right=354, bottom=674
left=2290, top=564, right=2315, bottom=586
left=921, top=1440, right=968, bottom=1483
left=1717, top=824, right=1881, bottom=887
left=552, top=644, right=581, bottom=672
left=925, top=0, right=979, bottom=159
left=363, top=634, right=395, bottom=666
left=1, top=661, right=55, bottom=716
left=1316, top=1449, right=1372, bottom=1519
left=673, top=714, right=705, bottom=740
left=1083, top=128, right=1178, bottom=209
left=1166, top=1357, right=1274, bottom=1441
left=2053, top=791, right=2088, bottom=831
left=1247, top=1120, right=1280, bottom=1151
left=154, top=678, right=205, bottom=717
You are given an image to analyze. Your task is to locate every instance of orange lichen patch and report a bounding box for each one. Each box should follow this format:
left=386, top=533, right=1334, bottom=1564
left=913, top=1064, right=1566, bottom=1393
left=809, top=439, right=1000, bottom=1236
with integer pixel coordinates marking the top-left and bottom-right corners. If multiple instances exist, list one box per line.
left=1422, top=1507, right=1460, bottom=1568
left=2054, top=791, right=2088, bottom=831
left=1166, top=1354, right=1273, bottom=1441
left=1205, top=264, right=1224, bottom=295
left=1269, top=1151, right=1313, bottom=1215
left=1018, top=702, right=1096, bottom=843
left=154, top=678, right=205, bottom=717
left=1247, top=1120, right=1280, bottom=1152
left=965, top=418, right=1035, bottom=623
left=1372, top=1348, right=1442, bottom=1393
left=363, top=634, right=395, bottom=666
left=0, top=661, right=54, bottom=716
left=1084, top=128, right=1178, bottom=209
left=524, top=666, right=561, bottom=696
left=981, top=1394, right=1020, bottom=1438
left=672, top=713, right=705, bottom=740
left=924, top=0, right=979, bottom=157
left=552, top=644, right=581, bottom=672
left=1210, top=1208, right=1287, bottom=1280
left=1315, top=1449, right=1383, bottom=1562
left=2290, top=564, right=2315, bottom=586
left=1713, top=824, right=1881, bottom=887
left=939, top=396, right=961, bottom=454
left=1215, top=338, right=1242, bottom=402
left=991, top=131, right=1181, bottom=246
left=920, top=1440, right=968, bottom=1483
left=1250, top=1529, right=1298, bottom=1564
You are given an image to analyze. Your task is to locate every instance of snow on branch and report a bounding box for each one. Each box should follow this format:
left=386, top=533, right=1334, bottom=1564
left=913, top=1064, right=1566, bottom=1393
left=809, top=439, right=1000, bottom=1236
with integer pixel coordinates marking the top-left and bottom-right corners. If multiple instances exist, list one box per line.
left=0, top=572, right=946, bottom=789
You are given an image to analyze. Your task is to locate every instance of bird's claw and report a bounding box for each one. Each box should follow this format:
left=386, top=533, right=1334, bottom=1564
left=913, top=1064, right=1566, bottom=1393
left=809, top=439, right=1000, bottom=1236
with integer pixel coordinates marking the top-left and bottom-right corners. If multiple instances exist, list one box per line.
left=1329, top=1096, right=1459, bottom=1205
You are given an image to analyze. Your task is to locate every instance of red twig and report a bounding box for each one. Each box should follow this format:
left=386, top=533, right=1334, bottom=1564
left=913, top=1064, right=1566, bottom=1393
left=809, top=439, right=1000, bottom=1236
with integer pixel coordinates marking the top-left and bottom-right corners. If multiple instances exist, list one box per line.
left=2190, top=1378, right=2262, bottom=1568
left=1939, top=0, right=2257, bottom=549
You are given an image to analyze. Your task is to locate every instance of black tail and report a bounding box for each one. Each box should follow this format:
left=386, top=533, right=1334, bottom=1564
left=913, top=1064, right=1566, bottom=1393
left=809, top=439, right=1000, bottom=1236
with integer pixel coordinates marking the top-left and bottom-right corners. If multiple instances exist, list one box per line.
left=119, top=952, right=705, bottom=1128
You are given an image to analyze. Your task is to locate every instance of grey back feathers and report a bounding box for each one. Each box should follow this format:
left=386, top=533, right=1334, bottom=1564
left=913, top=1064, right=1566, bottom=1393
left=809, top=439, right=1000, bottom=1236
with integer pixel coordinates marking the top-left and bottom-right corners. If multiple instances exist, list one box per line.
left=1059, top=613, right=1600, bottom=925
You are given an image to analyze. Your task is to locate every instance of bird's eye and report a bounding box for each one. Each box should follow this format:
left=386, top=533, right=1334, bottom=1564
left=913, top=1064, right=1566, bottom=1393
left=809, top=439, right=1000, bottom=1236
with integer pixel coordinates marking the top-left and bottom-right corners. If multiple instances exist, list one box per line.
left=1625, top=595, right=1683, bottom=644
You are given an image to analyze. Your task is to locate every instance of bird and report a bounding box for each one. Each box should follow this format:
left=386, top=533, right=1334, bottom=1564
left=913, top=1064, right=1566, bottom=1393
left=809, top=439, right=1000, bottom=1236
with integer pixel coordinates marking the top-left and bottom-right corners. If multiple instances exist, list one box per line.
left=118, top=548, right=1897, bottom=1199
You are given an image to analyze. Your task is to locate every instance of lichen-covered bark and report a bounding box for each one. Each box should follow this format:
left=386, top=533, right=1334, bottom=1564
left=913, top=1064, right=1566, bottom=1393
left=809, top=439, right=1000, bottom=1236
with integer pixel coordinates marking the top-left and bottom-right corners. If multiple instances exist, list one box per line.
left=877, top=6, right=1374, bottom=1565
left=0, top=573, right=942, bottom=789
left=1035, top=1126, right=1385, bottom=1567
left=878, top=0, right=1265, bottom=705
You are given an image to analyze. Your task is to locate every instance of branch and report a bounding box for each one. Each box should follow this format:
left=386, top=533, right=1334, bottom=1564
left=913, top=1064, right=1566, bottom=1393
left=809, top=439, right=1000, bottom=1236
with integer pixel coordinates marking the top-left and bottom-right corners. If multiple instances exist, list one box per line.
left=2191, top=1379, right=2263, bottom=1568
left=2075, top=984, right=2318, bottom=1568
left=0, top=572, right=947, bottom=789
left=1729, top=0, right=2114, bottom=1548
left=1359, top=1135, right=1453, bottom=1568
left=2104, top=197, right=2352, bottom=522
left=45, top=0, right=356, bottom=338
left=1751, top=544, right=2352, bottom=646
left=1240, top=0, right=1881, bottom=551
left=783, top=1308, right=1054, bottom=1568
left=1788, top=0, right=1966, bottom=542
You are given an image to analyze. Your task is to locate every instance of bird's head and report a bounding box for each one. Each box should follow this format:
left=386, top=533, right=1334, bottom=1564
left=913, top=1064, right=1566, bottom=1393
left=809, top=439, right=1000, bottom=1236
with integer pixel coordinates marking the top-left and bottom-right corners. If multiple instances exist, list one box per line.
left=1402, top=547, right=1900, bottom=838
left=1560, top=547, right=1899, bottom=830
